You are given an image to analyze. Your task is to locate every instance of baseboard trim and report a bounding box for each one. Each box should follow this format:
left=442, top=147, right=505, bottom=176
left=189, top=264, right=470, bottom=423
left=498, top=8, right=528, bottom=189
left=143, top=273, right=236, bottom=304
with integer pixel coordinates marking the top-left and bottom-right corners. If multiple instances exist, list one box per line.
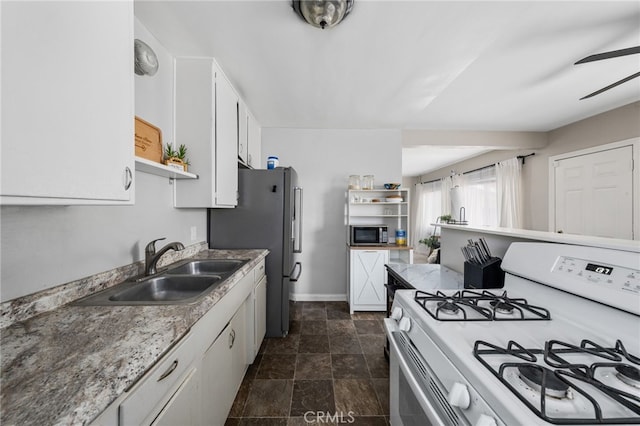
left=290, top=293, right=347, bottom=302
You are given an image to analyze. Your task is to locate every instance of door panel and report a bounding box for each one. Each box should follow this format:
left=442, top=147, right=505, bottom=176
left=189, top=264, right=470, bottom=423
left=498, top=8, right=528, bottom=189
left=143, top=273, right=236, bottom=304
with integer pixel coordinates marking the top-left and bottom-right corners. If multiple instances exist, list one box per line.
left=352, top=251, right=387, bottom=305
left=554, top=145, right=633, bottom=239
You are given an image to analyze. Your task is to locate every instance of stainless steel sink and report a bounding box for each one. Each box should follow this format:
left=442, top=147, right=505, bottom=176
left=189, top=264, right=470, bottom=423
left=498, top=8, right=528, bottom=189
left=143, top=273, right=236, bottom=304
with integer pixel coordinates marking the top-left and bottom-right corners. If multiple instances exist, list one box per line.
left=73, top=274, right=224, bottom=306
left=108, top=275, right=222, bottom=303
left=72, top=258, right=249, bottom=306
left=165, top=259, right=249, bottom=275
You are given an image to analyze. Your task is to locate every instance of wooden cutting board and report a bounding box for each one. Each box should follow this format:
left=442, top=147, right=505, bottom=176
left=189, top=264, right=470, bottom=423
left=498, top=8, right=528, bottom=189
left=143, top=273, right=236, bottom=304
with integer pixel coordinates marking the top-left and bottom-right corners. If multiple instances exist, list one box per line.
left=134, top=116, right=162, bottom=163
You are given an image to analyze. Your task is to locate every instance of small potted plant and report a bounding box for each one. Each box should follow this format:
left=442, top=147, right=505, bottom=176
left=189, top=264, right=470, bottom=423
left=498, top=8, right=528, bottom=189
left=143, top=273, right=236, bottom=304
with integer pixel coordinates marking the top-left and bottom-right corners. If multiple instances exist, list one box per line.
left=438, top=214, right=452, bottom=224
left=164, top=143, right=190, bottom=172
left=419, top=235, right=441, bottom=252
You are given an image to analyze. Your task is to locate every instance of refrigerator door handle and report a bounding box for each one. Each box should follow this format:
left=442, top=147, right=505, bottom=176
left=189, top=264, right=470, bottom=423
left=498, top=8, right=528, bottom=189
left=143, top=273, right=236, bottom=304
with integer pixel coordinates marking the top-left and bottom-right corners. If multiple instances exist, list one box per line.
left=293, top=186, right=303, bottom=253
left=289, top=262, right=302, bottom=282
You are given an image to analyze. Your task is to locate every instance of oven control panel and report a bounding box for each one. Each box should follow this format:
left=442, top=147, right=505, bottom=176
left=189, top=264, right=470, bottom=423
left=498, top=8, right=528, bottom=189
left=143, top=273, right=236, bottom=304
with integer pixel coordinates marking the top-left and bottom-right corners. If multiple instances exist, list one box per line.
left=552, top=256, right=640, bottom=294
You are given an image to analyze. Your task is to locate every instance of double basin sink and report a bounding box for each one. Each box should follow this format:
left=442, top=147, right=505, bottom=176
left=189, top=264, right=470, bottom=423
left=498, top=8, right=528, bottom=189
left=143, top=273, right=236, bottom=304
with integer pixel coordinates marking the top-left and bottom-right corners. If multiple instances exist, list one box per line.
left=74, top=259, right=249, bottom=306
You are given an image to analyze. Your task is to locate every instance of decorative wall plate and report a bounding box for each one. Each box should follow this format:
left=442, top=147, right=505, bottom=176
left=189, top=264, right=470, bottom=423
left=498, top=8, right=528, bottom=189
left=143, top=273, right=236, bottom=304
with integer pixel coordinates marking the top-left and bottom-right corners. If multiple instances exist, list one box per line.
left=134, top=39, right=159, bottom=76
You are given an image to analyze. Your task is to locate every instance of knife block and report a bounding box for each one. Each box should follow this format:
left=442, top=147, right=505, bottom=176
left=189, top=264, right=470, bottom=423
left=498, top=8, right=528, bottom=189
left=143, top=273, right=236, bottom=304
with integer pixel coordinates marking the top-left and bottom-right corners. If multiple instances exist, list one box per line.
left=463, top=257, right=505, bottom=289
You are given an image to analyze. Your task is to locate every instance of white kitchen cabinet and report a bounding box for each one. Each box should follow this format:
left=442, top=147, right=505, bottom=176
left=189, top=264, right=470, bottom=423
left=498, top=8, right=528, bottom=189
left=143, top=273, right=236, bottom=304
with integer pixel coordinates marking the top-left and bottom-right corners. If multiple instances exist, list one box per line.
left=174, top=57, right=238, bottom=208
left=118, top=331, right=199, bottom=426
left=200, top=297, right=250, bottom=425
left=253, top=275, right=267, bottom=357
left=231, top=299, right=249, bottom=386
left=243, top=260, right=267, bottom=363
left=200, top=323, right=234, bottom=426
left=247, top=110, right=262, bottom=169
left=1, top=1, right=134, bottom=205
left=238, top=100, right=249, bottom=165
left=237, top=99, right=262, bottom=169
left=349, top=249, right=390, bottom=313
left=150, top=368, right=200, bottom=426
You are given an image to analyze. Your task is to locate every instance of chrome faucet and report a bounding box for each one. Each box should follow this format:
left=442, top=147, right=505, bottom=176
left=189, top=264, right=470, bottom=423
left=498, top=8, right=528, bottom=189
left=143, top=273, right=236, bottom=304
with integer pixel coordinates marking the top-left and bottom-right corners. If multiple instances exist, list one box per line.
left=145, top=237, right=185, bottom=276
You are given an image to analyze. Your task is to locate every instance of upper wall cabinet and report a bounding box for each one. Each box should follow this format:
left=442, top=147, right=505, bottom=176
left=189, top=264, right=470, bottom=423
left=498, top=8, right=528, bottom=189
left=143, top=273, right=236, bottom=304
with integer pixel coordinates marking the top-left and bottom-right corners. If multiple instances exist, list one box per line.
left=247, top=110, right=262, bottom=169
left=238, top=100, right=262, bottom=169
left=1, top=1, right=134, bottom=205
left=174, top=58, right=238, bottom=208
left=238, top=101, right=249, bottom=165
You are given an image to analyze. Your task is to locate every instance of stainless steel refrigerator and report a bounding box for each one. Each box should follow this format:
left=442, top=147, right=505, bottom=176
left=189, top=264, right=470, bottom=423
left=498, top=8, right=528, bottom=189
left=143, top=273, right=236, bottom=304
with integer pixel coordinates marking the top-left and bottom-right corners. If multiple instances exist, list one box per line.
left=208, top=167, right=303, bottom=337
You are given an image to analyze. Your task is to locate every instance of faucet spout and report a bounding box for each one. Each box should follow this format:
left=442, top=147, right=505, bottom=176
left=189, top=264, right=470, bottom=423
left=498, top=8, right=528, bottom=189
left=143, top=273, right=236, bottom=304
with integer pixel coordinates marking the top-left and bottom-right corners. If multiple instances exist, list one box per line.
left=144, top=238, right=185, bottom=276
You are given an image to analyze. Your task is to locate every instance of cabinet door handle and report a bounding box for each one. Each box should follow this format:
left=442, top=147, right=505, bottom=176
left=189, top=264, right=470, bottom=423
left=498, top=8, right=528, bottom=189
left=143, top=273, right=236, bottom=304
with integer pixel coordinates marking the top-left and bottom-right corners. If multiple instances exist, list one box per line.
left=229, top=329, right=236, bottom=348
left=157, top=359, right=178, bottom=382
left=124, top=167, right=133, bottom=191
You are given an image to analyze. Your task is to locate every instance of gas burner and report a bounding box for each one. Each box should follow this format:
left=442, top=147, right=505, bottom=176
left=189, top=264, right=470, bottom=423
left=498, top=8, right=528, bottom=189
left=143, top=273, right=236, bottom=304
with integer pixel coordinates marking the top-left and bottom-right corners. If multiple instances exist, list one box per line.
left=517, top=365, right=571, bottom=399
left=437, top=299, right=460, bottom=315
left=490, top=299, right=514, bottom=315
left=616, top=365, right=640, bottom=388
left=475, top=339, right=640, bottom=424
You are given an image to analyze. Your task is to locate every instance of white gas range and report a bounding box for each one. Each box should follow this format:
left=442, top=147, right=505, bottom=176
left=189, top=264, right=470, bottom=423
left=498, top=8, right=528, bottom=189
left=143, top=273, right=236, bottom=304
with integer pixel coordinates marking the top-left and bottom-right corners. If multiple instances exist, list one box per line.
left=384, top=242, right=640, bottom=426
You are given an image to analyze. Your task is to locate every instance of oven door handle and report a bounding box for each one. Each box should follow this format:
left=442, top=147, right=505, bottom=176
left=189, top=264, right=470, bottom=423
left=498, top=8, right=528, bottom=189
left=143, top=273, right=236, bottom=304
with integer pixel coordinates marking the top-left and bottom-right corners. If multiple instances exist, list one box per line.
left=387, top=326, right=455, bottom=426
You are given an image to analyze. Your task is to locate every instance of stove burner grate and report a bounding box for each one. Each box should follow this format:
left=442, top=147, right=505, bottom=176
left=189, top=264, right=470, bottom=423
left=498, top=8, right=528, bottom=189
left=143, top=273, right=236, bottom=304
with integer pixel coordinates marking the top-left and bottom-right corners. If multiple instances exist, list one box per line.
left=414, top=290, right=493, bottom=321
left=474, top=339, right=640, bottom=424
left=413, top=290, right=551, bottom=322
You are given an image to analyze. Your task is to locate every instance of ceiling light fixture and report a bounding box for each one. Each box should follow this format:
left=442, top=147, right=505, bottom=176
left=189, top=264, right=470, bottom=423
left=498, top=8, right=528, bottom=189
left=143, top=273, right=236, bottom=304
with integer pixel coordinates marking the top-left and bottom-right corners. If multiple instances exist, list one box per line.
left=292, top=0, right=354, bottom=29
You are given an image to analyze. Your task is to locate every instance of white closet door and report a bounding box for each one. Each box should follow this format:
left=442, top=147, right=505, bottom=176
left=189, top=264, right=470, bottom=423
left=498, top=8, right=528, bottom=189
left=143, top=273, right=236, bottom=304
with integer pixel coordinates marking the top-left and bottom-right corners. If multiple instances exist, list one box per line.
left=554, top=145, right=633, bottom=239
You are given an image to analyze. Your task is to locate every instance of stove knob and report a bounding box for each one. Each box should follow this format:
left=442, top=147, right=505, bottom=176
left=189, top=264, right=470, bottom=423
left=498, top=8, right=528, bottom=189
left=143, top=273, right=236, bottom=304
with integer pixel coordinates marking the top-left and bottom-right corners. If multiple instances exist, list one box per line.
left=475, top=414, right=497, bottom=426
left=391, top=307, right=403, bottom=321
left=398, top=317, right=411, bottom=332
left=447, top=382, right=470, bottom=409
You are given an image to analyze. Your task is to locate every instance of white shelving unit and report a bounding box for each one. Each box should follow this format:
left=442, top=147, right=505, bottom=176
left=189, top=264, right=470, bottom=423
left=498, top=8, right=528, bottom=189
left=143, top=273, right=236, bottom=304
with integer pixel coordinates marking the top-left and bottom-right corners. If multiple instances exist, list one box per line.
left=347, top=189, right=410, bottom=243
left=346, top=187, right=413, bottom=313
left=135, top=157, right=198, bottom=180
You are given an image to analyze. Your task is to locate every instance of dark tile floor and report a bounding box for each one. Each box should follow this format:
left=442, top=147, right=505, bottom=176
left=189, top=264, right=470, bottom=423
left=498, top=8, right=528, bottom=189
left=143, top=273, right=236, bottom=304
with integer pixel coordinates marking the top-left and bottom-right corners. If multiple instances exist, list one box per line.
left=225, top=302, right=389, bottom=425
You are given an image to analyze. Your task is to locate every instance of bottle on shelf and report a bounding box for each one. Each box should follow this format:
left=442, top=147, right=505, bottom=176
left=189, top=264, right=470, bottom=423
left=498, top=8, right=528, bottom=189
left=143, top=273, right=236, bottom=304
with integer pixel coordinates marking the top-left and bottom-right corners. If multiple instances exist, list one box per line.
left=362, top=175, right=374, bottom=190
left=348, top=175, right=361, bottom=190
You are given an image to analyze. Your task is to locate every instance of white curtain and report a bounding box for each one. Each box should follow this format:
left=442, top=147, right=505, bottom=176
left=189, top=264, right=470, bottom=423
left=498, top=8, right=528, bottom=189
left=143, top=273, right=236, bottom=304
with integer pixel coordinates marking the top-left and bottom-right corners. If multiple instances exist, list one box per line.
left=496, top=157, right=523, bottom=228
left=463, top=167, right=497, bottom=226
left=440, top=176, right=453, bottom=216
left=413, top=180, right=442, bottom=254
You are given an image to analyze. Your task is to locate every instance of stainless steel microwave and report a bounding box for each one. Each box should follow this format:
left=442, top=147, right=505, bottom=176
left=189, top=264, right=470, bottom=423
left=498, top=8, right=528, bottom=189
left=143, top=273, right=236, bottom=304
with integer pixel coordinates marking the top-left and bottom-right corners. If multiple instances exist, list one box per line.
left=350, top=225, right=388, bottom=246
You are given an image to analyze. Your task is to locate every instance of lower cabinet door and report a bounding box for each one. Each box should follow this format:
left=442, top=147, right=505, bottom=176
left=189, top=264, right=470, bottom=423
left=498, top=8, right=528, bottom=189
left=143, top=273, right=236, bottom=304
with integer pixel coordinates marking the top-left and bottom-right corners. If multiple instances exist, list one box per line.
left=201, top=323, right=234, bottom=425
left=351, top=250, right=389, bottom=308
left=231, top=298, right=249, bottom=388
left=254, top=276, right=267, bottom=356
left=151, top=368, right=199, bottom=426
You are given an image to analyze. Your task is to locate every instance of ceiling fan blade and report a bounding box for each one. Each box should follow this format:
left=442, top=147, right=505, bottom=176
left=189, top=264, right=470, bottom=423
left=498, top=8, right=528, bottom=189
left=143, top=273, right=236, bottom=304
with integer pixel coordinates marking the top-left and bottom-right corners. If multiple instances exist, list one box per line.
left=575, top=46, right=640, bottom=64
left=579, top=71, right=640, bottom=100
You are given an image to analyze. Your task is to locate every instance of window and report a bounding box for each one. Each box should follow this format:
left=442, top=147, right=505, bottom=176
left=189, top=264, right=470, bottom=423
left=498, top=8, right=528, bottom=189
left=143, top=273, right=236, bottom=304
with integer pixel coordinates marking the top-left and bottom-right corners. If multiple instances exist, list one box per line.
left=413, top=180, right=442, bottom=252
left=463, top=167, right=497, bottom=227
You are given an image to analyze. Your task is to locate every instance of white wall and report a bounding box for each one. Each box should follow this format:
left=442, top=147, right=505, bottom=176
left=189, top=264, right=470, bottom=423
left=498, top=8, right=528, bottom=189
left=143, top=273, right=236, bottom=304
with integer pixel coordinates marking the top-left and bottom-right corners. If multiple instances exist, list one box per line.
left=0, top=19, right=207, bottom=302
left=262, top=128, right=402, bottom=300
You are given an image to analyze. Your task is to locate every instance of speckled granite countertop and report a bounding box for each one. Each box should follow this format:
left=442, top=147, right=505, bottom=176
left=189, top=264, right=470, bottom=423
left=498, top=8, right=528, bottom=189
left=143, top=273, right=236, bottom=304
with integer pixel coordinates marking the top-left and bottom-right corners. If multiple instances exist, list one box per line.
left=0, top=248, right=268, bottom=426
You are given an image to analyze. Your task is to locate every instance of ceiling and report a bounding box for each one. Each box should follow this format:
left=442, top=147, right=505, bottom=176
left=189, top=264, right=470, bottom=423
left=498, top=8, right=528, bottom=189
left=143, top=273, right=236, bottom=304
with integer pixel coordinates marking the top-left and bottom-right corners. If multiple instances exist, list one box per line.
left=135, top=1, right=640, bottom=176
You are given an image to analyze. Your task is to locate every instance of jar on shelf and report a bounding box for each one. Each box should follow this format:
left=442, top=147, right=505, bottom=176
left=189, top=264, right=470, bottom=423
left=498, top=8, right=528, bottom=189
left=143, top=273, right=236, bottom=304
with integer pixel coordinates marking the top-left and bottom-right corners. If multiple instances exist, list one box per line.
left=348, top=175, right=361, bottom=190
left=362, top=175, right=374, bottom=190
